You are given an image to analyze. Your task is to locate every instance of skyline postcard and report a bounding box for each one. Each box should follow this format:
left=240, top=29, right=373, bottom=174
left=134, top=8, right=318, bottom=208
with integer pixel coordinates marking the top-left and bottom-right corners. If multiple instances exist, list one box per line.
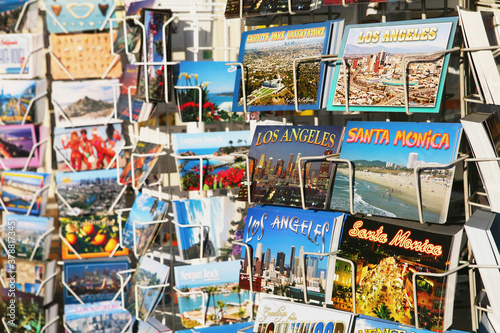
left=65, top=301, right=131, bottom=333
left=172, top=196, right=234, bottom=260
left=52, top=79, right=119, bottom=128
left=330, top=121, right=462, bottom=224
left=238, top=125, right=344, bottom=209
left=240, top=205, right=346, bottom=301
left=122, top=192, right=169, bottom=257
left=175, top=260, right=252, bottom=328
left=327, top=18, right=458, bottom=113
left=172, top=131, right=250, bottom=191
left=54, top=123, right=126, bottom=172
left=175, top=61, right=249, bottom=123
left=234, top=21, right=343, bottom=112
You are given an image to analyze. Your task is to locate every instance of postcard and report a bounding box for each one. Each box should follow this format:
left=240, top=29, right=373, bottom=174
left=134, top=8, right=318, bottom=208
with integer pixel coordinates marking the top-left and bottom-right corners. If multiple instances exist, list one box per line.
left=119, top=140, right=163, bottom=188
left=0, top=171, right=50, bottom=215
left=0, top=79, right=47, bottom=124
left=175, top=61, right=256, bottom=123
left=175, top=260, right=252, bottom=328
left=122, top=193, right=168, bottom=257
left=60, top=215, right=129, bottom=260
left=171, top=130, right=251, bottom=191
left=2, top=215, right=53, bottom=261
left=49, top=32, right=122, bottom=80
left=64, top=259, right=130, bottom=305
left=0, top=257, right=56, bottom=304
left=330, top=121, right=462, bottom=224
left=54, top=123, right=126, bottom=172
left=125, top=256, right=170, bottom=320
left=0, top=288, right=45, bottom=332
left=172, top=196, right=236, bottom=260
left=327, top=17, right=458, bottom=113
left=233, top=21, right=344, bottom=112
left=136, top=9, right=172, bottom=102
left=238, top=125, right=344, bottom=209
left=0, top=124, right=39, bottom=169
left=65, top=301, right=132, bottom=333
left=52, top=79, right=120, bottom=128
left=45, top=0, right=118, bottom=33
left=56, top=169, right=126, bottom=216
left=0, top=33, right=43, bottom=79
left=0, top=0, right=38, bottom=32
left=117, top=64, right=147, bottom=122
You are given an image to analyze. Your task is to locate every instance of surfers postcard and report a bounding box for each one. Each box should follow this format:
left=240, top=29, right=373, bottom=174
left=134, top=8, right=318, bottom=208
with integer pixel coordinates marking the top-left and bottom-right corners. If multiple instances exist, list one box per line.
left=330, top=121, right=462, bottom=223
left=327, top=18, right=457, bottom=113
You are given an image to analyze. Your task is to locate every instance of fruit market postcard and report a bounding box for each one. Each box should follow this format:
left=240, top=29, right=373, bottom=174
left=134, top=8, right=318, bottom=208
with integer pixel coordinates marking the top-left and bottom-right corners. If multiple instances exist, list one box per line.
left=122, top=192, right=169, bottom=257
left=53, top=123, right=126, bottom=172
left=60, top=215, right=129, bottom=260
left=327, top=17, right=458, bottom=113
left=171, top=130, right=250, bottom=191
left=63, top=259, right=130, bottom=304
left=56, top=169, right=127, bottom=217
left=174, top=260, right=252, bottom=328
left=329, top=121, right=462, bottom=224
left=52, top=79, right=120, bottom=128
left=233, top=20, right=344, bottom=112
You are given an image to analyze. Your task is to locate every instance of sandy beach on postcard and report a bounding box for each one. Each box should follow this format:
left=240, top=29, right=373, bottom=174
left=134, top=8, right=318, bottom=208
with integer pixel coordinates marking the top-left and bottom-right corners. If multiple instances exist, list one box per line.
left=337, top=168, right=452, bottom=215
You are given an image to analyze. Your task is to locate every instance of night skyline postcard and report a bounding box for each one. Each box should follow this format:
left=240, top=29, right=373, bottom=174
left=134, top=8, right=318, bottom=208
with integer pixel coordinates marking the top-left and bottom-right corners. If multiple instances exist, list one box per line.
left=175, top=260, right=252, bottom=328
left=330, top=121, right=462, bottom=224
left=52, top=79, right=119, bottom=128
left=239, top=125, right=344, bottom=209
left=122, top=192, right=169, bottom=256
left=328, top=18, right=458, bottom=113
left=240, top=205, right=345, bottom=300
left=234, top=21, right=343, bottom=112
left=172, top=130, right=251, bottom=191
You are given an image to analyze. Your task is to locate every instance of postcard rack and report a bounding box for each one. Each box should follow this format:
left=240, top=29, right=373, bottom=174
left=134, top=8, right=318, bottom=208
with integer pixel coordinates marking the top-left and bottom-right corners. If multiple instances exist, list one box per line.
left=0, top=225, right=55, bottom=262
left=173, top=287, right=210, bottom=327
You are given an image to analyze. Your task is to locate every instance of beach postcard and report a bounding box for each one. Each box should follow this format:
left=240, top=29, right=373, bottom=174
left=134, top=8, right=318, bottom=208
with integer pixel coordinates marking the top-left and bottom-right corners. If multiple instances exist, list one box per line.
left=56, top=169, right=126, bottom=216
left=233, top=21, right=344, bottom=112
left=54, top=123, right=126, bottom=172
left=0, top=124, right=39, bottom=169
left=238, top=125, right=344, bottom=209
left=174, top=260, right=252, bottom=328
left=327, top=18, right=458, bottom=113
left=330, top=121, right=462, bottom=224
left=52, top=79, right=119, bottom=128
left=122, top=192, right=169, bottom=257
left=172, top=196, right=234, bottom=260
left=331, top=215, right=463, bottom=332
left=65, top=301, right=131, bottom=333
left=175, top=61, right=254, bottom=123
left=172, top=131, right=251, bottom=191
left=125, top=256, right=170, bottom=320
left=240, top=205, right=346, bottom=302
left=64, top=259, right=129, bottom=305
left=136, top=9, right=172, bottom=102
left=2, top=215, right=53, bottom=261
left=0, top=171, right=50, bottom=215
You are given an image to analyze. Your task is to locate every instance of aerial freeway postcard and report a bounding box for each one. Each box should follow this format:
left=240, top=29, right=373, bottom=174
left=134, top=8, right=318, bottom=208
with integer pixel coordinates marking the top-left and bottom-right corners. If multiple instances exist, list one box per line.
left=233, top=20, right=344, bottom=112
left=327, top=17, right=457, bottom=113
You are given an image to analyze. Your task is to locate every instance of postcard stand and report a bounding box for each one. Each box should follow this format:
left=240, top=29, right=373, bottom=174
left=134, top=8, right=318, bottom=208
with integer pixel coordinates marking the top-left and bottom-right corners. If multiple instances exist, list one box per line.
left=411, top=262, right=470, bottom=330
left=171, top=221, right=211, bottom=260
left=299, top=251, right=356, bottom=312
left=463, top=156, right=500, bottom=216
left=0, top=224, right=56, bottom=262
left=17, top=45, right=43, bottom=77
left=23, top=137, right=49, bottom=171
left=225, top=62, right=251, bottom=121
left=13, top=0, right=38, bottom=32
left=173, top=287, right=209, bottom=327
left=467, top=263, right=500, bottom=331
left=401, top=47, right=460, bottom=115
left=292, top=55, right=350, bottom=114
left=413, top=154, right=468, bottom=224
left=232, top=240, right=255, bottom=320
left=174, top=85, right=204, bottom=128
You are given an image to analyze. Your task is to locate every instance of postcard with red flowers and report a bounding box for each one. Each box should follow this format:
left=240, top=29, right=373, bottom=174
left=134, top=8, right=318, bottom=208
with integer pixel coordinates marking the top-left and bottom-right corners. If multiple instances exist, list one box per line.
left=171, top=131, right=251, bottom=191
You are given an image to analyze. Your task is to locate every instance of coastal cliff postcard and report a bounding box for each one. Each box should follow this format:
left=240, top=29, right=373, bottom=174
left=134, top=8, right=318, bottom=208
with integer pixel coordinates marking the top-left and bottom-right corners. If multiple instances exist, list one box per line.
left=327, top=18, right=458, bottom=113
left=233, top=20, right=344, bottom=112
left=238, top=125, right=344, bottom=209
left=330, top=121, right=462, bottom=224
left=171, top=131, right=251, bottom=191
left=330, top=215, right=463, bottom=332
left=52, top=79, right=119, bottom=128
left=174, top=260, right=252, bottom=328
left=240, top=205, right=346, bottom=301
